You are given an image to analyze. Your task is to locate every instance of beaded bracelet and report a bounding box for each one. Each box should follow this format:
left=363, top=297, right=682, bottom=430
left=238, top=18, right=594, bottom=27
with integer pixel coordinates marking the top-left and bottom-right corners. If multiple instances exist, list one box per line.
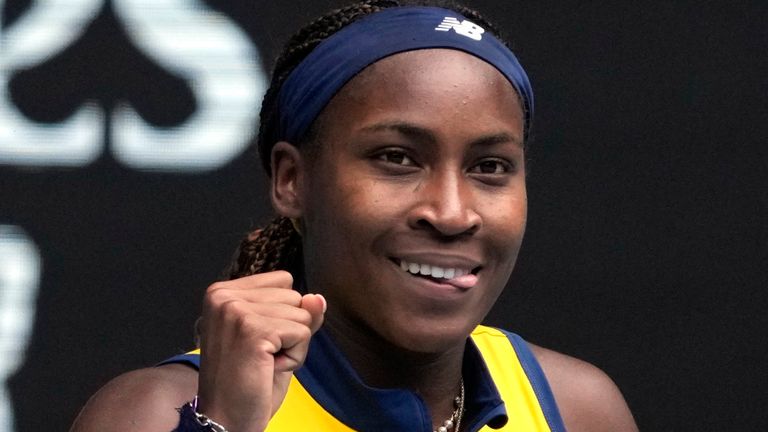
left=175, top=396, right=229, bottom=432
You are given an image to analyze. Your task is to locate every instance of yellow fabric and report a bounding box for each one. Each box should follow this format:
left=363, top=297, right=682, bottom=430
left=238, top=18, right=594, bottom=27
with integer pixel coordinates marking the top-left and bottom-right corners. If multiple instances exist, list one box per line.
left=471, top=325, right=553, bottom=431
left=188, top=325, right=554, bottom=431
left=182, top=350, right=351, bottom=430
left=267, top=375, right=354, bottom=431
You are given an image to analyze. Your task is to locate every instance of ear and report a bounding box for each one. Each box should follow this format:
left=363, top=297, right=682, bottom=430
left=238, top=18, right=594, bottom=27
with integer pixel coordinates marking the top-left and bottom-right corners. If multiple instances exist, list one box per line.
left=270, top=141, right=305, bottom=218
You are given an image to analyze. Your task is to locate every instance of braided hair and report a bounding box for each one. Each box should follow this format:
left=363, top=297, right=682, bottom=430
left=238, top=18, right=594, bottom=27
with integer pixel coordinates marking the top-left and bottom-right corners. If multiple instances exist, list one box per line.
left=227, top=0, right=509, bottom=279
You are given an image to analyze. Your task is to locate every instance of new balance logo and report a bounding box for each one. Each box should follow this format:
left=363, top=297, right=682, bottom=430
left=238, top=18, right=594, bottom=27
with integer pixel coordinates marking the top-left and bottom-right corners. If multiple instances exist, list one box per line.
left=435, top=17, right=485, bottom=41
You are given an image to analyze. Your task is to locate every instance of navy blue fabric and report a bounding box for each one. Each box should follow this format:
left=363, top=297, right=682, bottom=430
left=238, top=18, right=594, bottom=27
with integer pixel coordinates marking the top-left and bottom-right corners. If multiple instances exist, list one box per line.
left=460, top=338, right=509, bottom=431
left=501, top=330, right=567, bottom=432
left=159, top=329, right=509, bottom=431
left=295, top=328, right=508, bottom=432
left=157, top=352, right=201, bottom=369
left=273, top=6, right=534, bottom=150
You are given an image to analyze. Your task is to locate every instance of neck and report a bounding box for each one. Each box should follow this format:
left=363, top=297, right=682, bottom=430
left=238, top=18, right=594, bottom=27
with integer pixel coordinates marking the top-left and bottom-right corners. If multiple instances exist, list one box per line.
left=323, top=313, right=465, bottom=431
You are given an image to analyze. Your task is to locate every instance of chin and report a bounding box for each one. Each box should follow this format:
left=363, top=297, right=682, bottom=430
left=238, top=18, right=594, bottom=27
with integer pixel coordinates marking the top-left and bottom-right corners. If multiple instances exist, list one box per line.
left=377, top=314, right=477, bottom=354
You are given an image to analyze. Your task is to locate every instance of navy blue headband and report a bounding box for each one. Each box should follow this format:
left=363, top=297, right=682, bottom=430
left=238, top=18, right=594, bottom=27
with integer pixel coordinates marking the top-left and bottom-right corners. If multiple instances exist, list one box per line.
left=271, top=6, right=534, bottom=152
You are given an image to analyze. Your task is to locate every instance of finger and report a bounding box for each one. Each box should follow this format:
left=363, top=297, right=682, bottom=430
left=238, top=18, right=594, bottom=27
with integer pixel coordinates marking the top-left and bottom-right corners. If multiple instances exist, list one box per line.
left=269, top=320, right=313, bottom=373
left=246, top=302, right=313, bottom=327
left=199, top=290, right=308, bottom=358
left=208, top=270, right=294, bottom=292
left=206, top=287, right=303, bottom=308
left=253, top=298, right=324, bottom=374
left=300, top=293, right=326, bottom=334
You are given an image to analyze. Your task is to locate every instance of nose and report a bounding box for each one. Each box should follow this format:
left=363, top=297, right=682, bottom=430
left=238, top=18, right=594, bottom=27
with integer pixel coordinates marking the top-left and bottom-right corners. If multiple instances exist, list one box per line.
left=407, top=171, right=482, bottom=237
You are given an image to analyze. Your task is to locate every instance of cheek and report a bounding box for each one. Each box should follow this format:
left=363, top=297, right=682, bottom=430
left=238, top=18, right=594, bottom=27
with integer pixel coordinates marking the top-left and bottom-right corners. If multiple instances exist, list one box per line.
left=304, top=174, right=390, bottom=252
left=483, top=189, right=527, bottom=267
left=485, top=183, right=527, bottom=223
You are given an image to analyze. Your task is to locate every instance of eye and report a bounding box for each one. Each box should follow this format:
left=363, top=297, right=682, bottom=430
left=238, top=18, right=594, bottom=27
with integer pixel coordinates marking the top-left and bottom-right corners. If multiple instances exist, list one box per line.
left=469, top=159, right=512, bottom=175
left=377, top=149, right=416, bottom=166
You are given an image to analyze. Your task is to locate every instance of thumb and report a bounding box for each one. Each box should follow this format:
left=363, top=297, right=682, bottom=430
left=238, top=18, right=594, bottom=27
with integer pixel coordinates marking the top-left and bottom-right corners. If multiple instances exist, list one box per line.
left=301, top=293, right=326, bottom=334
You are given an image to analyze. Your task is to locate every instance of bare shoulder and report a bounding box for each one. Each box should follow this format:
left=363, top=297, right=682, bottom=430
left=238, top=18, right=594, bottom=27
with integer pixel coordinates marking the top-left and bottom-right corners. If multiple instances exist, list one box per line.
left=70, top=364, right=199, bottom=432
left=529, top=344, right=638, bottom=432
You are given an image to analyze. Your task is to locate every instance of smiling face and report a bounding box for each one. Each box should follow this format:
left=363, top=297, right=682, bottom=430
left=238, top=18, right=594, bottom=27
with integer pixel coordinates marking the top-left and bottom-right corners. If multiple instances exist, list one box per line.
left=285, top=49, right=526, bottom=353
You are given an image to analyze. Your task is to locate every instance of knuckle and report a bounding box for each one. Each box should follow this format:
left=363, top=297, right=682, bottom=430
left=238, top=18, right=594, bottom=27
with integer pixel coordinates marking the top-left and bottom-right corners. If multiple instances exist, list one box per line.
left=253, top=334, right=280, bottom=353
left=297, top=325, right=312, bottom=341
left=258, top=270, right=294, bottom=289
left=232, top=310, right=262, bottom=335
left=272, top=270, right=294, bottom=283
left=295, top=308, right=313, bottom=326
left=204, top=287, right=230, bottom=307
left=285, top=289, right=302, bottom=305
left=206, top=281, right=228, bottom=292
left=220, top=299, right=245, bottom=317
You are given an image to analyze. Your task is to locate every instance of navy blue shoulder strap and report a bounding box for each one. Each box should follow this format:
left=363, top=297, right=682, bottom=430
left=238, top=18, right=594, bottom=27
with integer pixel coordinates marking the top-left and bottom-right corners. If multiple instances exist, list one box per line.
left=496, top=329, right=567, bottom=432
left=157, top=352, right=200, bottom=370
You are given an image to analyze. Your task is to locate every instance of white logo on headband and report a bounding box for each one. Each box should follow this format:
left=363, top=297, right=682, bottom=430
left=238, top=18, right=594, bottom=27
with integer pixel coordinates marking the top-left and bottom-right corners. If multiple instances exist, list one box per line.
left=435, top=17, right=485, bottom=41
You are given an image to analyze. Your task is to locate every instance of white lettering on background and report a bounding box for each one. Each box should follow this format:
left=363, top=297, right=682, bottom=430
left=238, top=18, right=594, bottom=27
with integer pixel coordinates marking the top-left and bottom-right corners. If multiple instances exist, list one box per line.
left=111, top=0, right=265, bottom=171
left=0, top=0, right=104, bottom=166
left=0, top=226, right=41, bottom=431
left=1, top=0, right=266, bottom=171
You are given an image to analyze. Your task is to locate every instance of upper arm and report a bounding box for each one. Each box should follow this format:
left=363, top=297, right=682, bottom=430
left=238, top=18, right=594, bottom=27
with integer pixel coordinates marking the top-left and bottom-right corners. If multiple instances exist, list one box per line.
left=531, top=345, right=638, bottom=432
left=70, top=364, right=198, bottom=432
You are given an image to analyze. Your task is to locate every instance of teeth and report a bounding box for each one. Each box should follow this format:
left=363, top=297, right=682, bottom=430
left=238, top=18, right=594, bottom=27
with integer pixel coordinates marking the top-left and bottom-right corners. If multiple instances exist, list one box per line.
left=419, top=264, right=430, bottom=275
left=399, top=260, right=472, bottom=280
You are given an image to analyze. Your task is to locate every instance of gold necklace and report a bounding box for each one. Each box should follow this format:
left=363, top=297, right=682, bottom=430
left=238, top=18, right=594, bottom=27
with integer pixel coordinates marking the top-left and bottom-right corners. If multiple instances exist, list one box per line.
left=434, top=379, right=465, bottom=432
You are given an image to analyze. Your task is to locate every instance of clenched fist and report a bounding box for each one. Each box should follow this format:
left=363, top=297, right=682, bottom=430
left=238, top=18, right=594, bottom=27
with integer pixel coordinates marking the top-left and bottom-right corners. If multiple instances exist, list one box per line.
left=196, top=271, right=326, bottom=432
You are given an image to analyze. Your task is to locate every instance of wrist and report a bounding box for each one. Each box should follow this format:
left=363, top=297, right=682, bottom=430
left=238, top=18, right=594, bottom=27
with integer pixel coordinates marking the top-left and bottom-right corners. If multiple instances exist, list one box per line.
left=176, top=396, right=229, bottom=432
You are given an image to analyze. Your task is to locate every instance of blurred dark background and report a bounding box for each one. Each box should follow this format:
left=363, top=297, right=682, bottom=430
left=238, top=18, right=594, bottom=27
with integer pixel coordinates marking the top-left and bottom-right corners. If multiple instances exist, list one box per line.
left=1, top=1, right=765, bottom=430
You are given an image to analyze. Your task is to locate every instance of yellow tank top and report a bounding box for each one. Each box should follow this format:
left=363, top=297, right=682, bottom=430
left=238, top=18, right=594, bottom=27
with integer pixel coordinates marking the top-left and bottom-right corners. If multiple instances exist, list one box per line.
left=167, top=325, right=565, bottom=431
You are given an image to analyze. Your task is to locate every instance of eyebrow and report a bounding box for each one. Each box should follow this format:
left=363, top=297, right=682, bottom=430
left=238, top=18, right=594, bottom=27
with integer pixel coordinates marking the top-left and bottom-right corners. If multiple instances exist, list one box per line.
left=359, top=121, right=523, bottom=148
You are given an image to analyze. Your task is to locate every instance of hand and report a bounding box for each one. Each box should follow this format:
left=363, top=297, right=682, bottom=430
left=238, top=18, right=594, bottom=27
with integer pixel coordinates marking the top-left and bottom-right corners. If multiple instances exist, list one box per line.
left=195, top=271, right=326, bottom=432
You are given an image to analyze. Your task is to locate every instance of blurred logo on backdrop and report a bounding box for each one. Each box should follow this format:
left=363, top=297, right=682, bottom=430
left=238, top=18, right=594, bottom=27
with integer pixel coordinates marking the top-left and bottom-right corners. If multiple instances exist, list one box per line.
left=1, top=1, right=266, bottom=429
left=0, top=226, right=39, bottom=431
left=0, top=0, right=266, bottom=171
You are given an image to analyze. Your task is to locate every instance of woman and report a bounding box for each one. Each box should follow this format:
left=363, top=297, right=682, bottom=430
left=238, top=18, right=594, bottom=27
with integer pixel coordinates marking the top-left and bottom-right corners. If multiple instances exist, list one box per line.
left=71, top=1, right=637, bottom=431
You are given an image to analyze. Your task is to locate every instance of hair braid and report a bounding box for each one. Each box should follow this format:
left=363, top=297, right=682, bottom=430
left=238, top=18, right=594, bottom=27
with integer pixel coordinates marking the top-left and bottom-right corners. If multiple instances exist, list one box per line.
left=225, top=216, right=301, bottom=279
